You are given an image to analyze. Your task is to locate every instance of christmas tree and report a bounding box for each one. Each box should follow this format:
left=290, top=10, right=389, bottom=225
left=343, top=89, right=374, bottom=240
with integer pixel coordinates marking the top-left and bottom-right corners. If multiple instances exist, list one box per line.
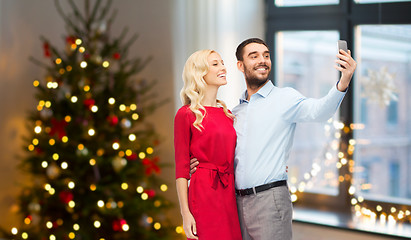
left=3, top=0, right=179, bottom=239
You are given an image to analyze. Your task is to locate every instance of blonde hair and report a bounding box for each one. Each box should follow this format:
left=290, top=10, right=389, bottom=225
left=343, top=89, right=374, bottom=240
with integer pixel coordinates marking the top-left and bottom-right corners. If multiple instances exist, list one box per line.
left=180, top=49, right=233, bottom=131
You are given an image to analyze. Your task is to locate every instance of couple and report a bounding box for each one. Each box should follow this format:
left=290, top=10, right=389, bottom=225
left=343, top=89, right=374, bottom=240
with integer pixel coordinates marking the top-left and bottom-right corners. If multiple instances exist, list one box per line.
left=174, top=38, right=357, bottom=240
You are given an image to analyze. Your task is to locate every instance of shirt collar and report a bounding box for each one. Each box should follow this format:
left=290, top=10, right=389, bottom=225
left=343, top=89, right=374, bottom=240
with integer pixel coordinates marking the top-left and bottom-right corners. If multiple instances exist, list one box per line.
left=239, top=80, right=274, bottom=104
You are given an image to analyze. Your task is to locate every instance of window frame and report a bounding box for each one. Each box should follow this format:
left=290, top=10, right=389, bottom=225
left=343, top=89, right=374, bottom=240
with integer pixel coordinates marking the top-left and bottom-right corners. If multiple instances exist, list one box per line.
left=266, top=0, right=411, bottom=224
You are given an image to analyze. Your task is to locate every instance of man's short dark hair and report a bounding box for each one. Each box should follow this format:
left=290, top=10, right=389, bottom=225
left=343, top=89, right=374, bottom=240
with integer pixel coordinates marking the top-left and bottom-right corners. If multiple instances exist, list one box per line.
left=235, top=38, right=269, bottom=61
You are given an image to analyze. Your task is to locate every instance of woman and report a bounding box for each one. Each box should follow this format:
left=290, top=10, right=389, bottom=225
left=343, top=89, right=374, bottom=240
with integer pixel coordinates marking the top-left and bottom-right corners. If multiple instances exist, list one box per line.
left=174, top=50, right=242, bottom=240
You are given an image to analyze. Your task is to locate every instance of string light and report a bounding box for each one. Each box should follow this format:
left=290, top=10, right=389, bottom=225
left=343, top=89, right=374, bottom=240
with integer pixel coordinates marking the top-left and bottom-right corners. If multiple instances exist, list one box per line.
left=160, top=184, right=168, bottom=192
left=136, top=186, right=144, bottom=193
left=146, top=147, right=154, bottom=154
left=61, top=162, right=68, bottom=169
left=128, top=134, right=136, bottom=141
left=132, top=113, right=139, bottom=120
left=141, top=193, right=148, bottom=200
left=80, top=61, right=87, bottom=68
left=112, top=142, right=120, bottom=150
left=102, top=61, right=110, bottom=68
left=94, top=221, right=101, bottom=228
left=33, top=80, right=40, bottom=87
left=73, top=224, right=80, bottom=231
left=153, top=222, right=161, bottom=230
left=108, top=97, right=115, bottom=104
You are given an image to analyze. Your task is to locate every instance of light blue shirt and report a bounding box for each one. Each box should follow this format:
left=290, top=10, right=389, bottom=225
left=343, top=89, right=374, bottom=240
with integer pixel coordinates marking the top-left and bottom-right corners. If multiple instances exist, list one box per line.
left=232, top=80, right=346, bottom=190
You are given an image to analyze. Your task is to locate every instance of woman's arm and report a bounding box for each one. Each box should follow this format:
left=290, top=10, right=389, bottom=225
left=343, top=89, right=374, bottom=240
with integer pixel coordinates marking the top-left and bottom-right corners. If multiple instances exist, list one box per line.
left=176, top=178, right=198, bottom=239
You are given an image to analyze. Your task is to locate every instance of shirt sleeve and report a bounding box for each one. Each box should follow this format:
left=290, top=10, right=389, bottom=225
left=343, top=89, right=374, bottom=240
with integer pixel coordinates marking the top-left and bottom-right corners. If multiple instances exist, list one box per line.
left=174, top=107, right=192, bottom=179
left=282, top=85, right=346, bottom=123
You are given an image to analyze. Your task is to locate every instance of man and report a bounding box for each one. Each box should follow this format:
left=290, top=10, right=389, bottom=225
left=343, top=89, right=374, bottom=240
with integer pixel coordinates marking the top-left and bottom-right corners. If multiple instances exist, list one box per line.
left=190, top=38, right=357, bottom=240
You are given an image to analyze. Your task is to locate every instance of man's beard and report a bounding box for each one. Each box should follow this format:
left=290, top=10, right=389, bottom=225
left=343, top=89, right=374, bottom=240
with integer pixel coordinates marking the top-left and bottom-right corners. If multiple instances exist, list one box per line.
left=244, top=64, right=271, bottom=90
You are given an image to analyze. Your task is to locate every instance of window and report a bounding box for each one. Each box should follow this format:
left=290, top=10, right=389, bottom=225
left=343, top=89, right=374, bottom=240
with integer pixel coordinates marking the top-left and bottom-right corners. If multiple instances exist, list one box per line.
left=276, top=31, right=341, bottom=196
left=353, top=24, right=411, bottom=205
left=275, top=0, right=339, bottom=7
left=267, top=0, right=411, bottom=237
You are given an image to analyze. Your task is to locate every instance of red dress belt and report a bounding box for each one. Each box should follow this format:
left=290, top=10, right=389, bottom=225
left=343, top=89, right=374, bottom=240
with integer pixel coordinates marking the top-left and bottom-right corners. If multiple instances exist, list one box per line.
left=197, top=163, right=233, bottom=190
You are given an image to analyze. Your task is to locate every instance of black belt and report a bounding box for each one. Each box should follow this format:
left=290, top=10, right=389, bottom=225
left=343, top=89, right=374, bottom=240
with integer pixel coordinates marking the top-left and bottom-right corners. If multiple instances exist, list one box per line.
left=236, top=180, right=287, bottom=196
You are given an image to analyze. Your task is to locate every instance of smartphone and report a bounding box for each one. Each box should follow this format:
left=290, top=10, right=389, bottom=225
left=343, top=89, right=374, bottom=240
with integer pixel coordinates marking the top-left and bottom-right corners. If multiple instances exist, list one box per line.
left=337, top=40, right=348, bottom=53
left=337, top=40, right=348, bottom=68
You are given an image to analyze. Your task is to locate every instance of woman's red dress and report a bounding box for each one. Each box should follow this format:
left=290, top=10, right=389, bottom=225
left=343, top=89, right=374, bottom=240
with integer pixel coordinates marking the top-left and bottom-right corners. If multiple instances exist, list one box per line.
left=174, top=105, right=242, bottom=240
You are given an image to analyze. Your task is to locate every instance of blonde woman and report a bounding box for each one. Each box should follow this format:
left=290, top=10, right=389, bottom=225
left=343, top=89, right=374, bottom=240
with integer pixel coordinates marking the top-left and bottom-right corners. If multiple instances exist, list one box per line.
left=174, top=50, right=242, bottom=240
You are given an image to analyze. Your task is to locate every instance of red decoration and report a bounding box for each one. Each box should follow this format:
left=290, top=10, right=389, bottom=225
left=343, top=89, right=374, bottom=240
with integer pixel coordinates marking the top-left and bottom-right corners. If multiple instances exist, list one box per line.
left=144, top=189, right=156, bottom=199
left=59, top=191, right=73, bottom=204
left=35, top=147, right=44, bottom=155
left=66, top=36, right=76, bottom=45
left=49, top=118, right=68, bottom=140
left=126, top=152, right=137, bottom=161
left=142, top=157, right=161, bottom=175
left=83, top=99, right=95, bottom=110
left=107, top=115, right=119, bottom=126
left=113, top=52, right=121, bottom=59
left=43, top=42, right=51, bottom=58
left=112, top=219, right=127, bottom=231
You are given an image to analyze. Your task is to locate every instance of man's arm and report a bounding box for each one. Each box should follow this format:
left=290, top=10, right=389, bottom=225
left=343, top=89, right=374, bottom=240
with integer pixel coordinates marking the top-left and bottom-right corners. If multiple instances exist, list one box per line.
left=190, top=158, right=199, bottom=175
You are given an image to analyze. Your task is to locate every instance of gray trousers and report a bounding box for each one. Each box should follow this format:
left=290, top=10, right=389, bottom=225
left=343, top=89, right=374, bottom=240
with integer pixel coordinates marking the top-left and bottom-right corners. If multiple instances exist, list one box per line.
left=236, top=185, right=293, bottom=240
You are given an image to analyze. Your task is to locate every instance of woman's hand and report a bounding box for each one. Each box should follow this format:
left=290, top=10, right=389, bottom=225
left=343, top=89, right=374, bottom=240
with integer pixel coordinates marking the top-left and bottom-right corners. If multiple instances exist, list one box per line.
left=335, top=49, right=357, bottom=92
left=182, top=210, right=198, bottom=239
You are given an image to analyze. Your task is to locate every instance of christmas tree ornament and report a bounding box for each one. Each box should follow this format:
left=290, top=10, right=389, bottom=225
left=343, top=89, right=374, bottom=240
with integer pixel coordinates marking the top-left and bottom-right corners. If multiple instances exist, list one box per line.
left=46, top=164, right=60, bottom=179
left=112, top=156, right=127, bottom=172
left=43, top=42, right=51, bottom=58
left=113, top=52, right=121, bottom=60
left=126, top=152, right=137, bottom=161
left=107, top=115, right=119, bottom=126
left=59, top=191, right=74, bottom=204
left=49, top=118, right=67, bottom=140
left=120, top=118, right=131, bottom=129
left=39, top=108, right=53, bottom=119
left=83, top=98, right=95, bottom=110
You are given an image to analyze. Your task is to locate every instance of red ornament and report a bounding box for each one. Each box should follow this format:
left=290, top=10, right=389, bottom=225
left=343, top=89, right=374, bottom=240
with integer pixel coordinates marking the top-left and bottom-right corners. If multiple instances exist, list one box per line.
left=144, top=189, right=156, bottom=199
left=107, top=115, right=119, bottom=126
left=126, top=152, right=137, bottom=161
left=59, top=191, right=73, bottom=204
left=112, top=219, right=127, bottom=231
left=43, top=42, right=51, bottom=58
left=66, top=36, right=76, bottom=45
left=49, top=118, right=68, bottom=140
left=142, top=157, right=161, bottom=175
left=113, top=52, right=121, bottom=60
left=83, top=99, right=95, bottom=110
left=35, top=147, right=44, bottom=155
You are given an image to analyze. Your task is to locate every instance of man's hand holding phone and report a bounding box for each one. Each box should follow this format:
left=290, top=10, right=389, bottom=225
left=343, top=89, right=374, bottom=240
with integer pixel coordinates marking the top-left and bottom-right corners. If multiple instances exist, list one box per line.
left=335, top=40, right=357, bottom=91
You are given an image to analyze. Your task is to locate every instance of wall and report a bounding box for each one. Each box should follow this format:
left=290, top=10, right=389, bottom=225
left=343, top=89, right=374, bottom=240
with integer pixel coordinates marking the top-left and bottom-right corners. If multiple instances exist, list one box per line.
left=0, top=0, right=174, bottom=230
